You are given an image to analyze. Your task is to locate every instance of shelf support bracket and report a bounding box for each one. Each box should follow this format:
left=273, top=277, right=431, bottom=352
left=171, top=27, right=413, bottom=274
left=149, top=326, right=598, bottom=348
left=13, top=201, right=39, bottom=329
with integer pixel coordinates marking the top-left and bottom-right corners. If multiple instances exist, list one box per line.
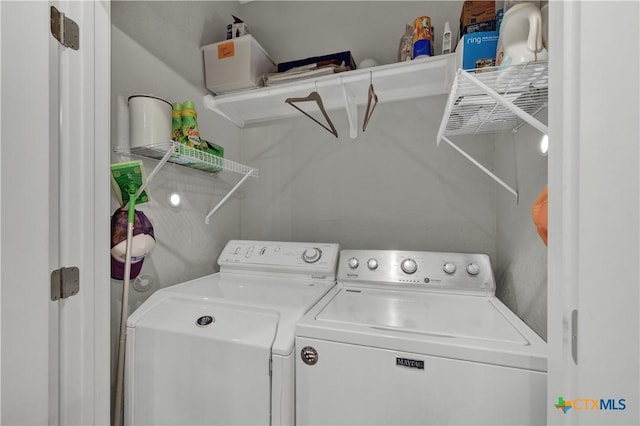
left=205, top=168, right=255, bottom=224
left=340, top=77, right=358, bottom=139
left=459, top=70, right=549, bottom=135
left=440, top=135, right=519, bottom=202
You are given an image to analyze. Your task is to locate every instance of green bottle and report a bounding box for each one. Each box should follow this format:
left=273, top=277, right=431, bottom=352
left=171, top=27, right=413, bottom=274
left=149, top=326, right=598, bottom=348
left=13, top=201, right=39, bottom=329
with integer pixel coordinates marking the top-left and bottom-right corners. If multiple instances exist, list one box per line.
left=181, top=101, right=204, bottom=150
left=171, top=102, right=183, bottom=143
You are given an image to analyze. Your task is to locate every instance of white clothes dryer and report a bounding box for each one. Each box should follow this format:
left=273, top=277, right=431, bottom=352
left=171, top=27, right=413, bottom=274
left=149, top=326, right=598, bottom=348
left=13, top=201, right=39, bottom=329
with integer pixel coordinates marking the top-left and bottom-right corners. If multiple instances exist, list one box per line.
left=295, top=249, right=547, bottom=425
left=125, top=240, right=339, bottom=426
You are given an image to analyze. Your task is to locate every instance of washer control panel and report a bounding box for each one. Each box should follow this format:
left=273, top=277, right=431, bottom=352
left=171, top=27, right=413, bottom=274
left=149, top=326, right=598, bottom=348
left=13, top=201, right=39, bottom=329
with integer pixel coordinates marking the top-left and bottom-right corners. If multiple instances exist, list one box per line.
left=339, top=249, right=495, bottom=294
left=218, top=240, right=340, bottom=279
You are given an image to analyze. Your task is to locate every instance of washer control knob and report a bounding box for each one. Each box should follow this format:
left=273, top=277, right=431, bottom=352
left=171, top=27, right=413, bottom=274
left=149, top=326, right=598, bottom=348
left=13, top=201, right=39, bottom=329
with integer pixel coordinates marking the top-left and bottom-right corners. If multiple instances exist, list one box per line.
left=302, top=248, right=321, bottom=263
left=466, top=263, right=480, bottom=276
left=401, top=258, right=418, bottom=274
left=443, top=262, right=457, bottom=274
left=348, top=257, right=359, bottom=269
left=367, top=259, right=379, bottom=270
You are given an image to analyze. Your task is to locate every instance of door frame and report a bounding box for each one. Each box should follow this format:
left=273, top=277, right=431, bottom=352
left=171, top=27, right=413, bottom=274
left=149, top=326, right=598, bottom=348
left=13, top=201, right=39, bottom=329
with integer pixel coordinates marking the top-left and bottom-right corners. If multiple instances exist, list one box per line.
left=50, top=0, right=111, bottom=422
left=548, top=1, right=639, bottom=425
left=60, top=0, right=111, bottom=423
left=0, top=0, right=110, bottom=423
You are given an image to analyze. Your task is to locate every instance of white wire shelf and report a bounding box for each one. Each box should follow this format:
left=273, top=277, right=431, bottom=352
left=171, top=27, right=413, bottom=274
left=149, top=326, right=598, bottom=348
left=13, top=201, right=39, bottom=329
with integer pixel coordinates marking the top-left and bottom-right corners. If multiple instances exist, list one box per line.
left=436, top=61, right=549, bottom=202
left=114, top=141, right=258, bottom=224
left=440, top=61, right=548, bottom=137
left=115, top=141, right=258, bottom=177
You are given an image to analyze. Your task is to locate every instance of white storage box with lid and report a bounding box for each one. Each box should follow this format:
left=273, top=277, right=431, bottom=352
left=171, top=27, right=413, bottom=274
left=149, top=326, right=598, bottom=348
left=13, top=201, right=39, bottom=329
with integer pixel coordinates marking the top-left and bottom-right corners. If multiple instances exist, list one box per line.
left=202, top=34, right=276, bottom=94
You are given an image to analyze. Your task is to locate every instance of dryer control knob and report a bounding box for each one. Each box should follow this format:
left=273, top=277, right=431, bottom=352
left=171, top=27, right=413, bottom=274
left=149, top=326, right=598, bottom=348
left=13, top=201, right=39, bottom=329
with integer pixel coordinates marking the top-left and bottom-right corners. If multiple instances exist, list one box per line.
left=367, top=259, right=379, bottom=270
left=466, top=263, right=480, bottom=276
left=302, top=248, right=321, bottom=263
left=348, top=257, right=359, bottom=269
left=401, top=258, right=418, bottom=274
left=443, top=262, right=457, bottom=274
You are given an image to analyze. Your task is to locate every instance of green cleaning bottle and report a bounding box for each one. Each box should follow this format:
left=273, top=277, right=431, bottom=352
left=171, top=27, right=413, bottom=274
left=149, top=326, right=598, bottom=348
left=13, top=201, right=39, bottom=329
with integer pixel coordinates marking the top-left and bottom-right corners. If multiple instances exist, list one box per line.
left=181, top=101, right=204, bottom=150
left=171, top=102, right=183, bottom=143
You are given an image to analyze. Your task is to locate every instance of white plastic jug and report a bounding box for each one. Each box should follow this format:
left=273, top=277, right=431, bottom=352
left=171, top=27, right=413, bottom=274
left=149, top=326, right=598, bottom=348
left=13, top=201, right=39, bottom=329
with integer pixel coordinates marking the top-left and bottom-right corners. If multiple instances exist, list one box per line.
left=496, top=2, right=548, bottom=68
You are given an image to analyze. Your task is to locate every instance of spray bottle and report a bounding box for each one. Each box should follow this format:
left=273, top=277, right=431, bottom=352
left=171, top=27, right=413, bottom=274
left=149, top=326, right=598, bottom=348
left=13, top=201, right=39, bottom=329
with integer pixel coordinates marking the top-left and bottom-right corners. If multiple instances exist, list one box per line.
left=171, top=102, right=184, bottom=143
left=181, top=100, right=205, bottom=150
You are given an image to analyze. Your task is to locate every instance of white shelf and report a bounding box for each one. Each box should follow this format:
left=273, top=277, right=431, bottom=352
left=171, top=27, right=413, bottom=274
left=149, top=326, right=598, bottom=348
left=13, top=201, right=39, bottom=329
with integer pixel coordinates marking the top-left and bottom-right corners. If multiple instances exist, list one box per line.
left=436, top=62, right=549, bottom=202
left=204, top=53, right=457, bottom=138
left=114, top=141, right=258, bottom=224
left=115, top=141, right=258, bottom=177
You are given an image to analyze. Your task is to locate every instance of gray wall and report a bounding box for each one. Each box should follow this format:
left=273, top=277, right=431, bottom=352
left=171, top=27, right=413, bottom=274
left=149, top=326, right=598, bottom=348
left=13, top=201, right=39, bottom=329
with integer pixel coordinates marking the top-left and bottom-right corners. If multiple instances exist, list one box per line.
left=238, top=0, right=498, bottom=256
left=240, top=1, right=462, bottom=65
left=494, top=120, right=548, bottom=340
left=239, top=98, right=498, bottom=258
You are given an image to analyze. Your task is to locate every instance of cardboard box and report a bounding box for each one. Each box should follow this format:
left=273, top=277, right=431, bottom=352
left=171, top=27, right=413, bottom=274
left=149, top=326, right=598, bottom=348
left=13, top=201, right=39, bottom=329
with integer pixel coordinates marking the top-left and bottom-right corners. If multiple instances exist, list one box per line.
left=460, top=1, right=496, bottom=27
left=202, top=35, right=276, bottom=94
left=277, top=51, right=356, bottom=73
left=455, top=30, right=499, bottom=71
left=461, top=19, right=497, bottom=36
left=226, top=22, right=248, bottom=40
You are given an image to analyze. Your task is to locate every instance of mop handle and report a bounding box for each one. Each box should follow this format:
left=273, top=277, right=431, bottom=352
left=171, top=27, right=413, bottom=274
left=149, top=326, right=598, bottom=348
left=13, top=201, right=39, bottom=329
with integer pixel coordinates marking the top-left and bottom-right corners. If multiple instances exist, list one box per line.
left=113, top=195, right=136, bottom=426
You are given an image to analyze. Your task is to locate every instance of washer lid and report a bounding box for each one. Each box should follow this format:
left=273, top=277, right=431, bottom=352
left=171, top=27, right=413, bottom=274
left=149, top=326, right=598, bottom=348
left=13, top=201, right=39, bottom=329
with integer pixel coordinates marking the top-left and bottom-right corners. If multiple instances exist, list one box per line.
left=317, top=288, right=527, bottom=345
left=129, top=272, right=335, bottom=356
left=129, top=293, right=279, bottom=348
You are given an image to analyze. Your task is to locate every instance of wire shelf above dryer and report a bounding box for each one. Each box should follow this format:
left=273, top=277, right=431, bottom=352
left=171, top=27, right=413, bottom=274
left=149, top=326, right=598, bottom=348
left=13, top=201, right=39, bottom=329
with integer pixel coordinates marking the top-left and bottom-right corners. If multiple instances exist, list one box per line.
left=436, top=61, right=549, bottom=202
left=439, top=61, right=548, bottom=137
left=115, top=141, right=258, bottom=177
left=114, top=141, right=258, bottom=224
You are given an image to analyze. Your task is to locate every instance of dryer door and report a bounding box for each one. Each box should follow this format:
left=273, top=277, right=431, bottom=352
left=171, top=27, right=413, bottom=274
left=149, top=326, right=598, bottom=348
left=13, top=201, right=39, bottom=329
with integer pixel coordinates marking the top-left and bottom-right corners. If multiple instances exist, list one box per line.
left=125, top=295, right=278, bottom=425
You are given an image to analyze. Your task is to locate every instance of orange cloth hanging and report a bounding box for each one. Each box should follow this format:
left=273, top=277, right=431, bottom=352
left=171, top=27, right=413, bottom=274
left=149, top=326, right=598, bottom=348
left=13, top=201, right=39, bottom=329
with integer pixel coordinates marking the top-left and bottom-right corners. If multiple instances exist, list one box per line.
left=532, top=185, right=548, bottom=245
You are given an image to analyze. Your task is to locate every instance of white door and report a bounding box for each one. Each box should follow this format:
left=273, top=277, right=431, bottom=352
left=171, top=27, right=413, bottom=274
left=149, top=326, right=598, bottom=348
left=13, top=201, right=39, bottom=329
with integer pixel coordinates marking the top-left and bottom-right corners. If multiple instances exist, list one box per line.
left=548, top=1, right=639, bottom=425
left=0, top=1, right=110, bottom=424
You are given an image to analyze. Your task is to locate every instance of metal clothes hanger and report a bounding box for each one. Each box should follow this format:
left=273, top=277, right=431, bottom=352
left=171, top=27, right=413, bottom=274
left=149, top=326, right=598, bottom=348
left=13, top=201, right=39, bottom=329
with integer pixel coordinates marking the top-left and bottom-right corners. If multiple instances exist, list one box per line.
left=285, top=86, right=338, bottom=138
left=362, top=71, right=378, bottom=132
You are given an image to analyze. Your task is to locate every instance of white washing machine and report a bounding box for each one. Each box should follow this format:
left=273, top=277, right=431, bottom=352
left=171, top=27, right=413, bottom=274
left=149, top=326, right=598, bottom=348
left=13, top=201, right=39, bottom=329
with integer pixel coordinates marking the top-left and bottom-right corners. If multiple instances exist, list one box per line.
left=125, top=240, right=339, bottom=426
left=295, top=249, right=547, bottom=425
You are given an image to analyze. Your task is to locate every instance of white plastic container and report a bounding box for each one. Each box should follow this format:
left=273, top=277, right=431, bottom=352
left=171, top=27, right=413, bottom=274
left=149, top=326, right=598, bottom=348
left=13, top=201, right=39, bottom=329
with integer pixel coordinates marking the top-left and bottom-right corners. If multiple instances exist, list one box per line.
left=496, top=2, right=548, bottom=68
left=202, top=35, right=276, bottom=95
left=128, top=95, right=172, bottom=148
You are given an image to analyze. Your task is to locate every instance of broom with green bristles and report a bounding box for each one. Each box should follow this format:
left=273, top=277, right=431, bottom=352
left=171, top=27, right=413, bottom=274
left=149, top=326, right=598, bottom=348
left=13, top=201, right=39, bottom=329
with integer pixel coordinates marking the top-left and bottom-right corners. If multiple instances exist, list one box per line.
left=110, top=160, right=149, bottom=426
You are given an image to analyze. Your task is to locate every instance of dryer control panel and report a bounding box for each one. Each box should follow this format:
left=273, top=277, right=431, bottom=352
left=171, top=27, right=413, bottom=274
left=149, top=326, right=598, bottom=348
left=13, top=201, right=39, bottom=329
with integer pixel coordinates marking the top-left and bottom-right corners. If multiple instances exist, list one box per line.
left=338, top=249, right=495, bottom=294
left=218, top=240, right=340, bottom=279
